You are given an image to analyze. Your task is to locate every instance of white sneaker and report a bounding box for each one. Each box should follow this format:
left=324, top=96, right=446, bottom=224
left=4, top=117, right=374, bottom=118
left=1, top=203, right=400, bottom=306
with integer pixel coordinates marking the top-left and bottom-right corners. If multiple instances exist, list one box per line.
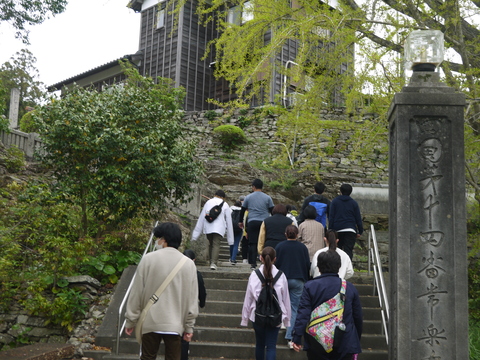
left=242, top=259, right=248, bottom=264
left=287, top=341, right=294, bottom=350
left=210, top=263, right=217, bottom=270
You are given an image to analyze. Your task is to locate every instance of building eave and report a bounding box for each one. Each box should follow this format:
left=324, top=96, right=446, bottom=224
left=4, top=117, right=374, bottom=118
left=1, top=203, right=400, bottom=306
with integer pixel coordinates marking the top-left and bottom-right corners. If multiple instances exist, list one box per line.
left=47, top=53, right=142, bottom=92
left=127, top=0, right=143, bottom=12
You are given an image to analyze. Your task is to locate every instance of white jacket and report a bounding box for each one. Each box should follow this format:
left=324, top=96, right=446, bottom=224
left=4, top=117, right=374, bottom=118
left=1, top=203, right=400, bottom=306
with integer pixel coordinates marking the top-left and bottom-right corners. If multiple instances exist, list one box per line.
left=310, top=247, right=354, bottom=279
left=192, top=197, right=234, bottom=245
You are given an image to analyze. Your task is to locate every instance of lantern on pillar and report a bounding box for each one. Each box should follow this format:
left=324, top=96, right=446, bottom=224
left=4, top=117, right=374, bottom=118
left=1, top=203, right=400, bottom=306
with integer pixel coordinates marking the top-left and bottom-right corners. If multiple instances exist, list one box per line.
left=404, top=30, right=444, bottom=72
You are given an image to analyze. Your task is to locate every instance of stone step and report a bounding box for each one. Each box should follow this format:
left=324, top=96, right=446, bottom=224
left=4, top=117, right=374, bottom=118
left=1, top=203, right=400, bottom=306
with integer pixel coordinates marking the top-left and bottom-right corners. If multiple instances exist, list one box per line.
left=193, top=326, right=387, bottom=349
left=203, top=289, right=379, bottom=308
left=363, top=320, right=385, bottom=334
left=195, top=315, right=384, bottom=335
left=200, top=268, right=380, bottom=283
left=200, top=300, right=383, bottom=320
left=361, top=334, right=388, bottom=351
left=203, top=278, right=380, bottom=298
left=194, top=326, right=278, bottom=343
left=203, top=278, right=249, bottom=291
left=0, top=343, right=74, bottom=360
left=186, top=341, right=304, bottom=360
left=206, top=289, right=246, bottom=302
left=196, top=313, right=244, bottom=328
left=358, top=349, right=389, bottom=360
left=97, top=341, right=388, bottom=360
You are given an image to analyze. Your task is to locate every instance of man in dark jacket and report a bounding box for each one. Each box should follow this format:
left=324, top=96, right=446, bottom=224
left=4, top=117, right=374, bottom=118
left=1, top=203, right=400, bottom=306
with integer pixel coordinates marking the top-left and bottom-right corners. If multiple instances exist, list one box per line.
left=297, top=182, right=331, bottom=226
left=328, top=184, right=363, bottom=260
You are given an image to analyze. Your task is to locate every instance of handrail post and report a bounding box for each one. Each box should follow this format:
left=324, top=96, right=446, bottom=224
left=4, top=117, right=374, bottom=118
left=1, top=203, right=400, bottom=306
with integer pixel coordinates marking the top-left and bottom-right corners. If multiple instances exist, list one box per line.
left=367, top=229, right=372, bottom=276
left=114, top=220, right=159, bottom=355
left=367, top=224, right=389, bottom=345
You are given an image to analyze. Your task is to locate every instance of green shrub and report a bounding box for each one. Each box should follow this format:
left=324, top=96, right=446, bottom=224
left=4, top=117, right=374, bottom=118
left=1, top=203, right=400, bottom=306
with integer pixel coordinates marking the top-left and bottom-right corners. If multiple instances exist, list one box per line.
left=268, top=180, right=283, bottom=190
left=470, top=320, right=480, bottom=360
left=19, top=111, right=38, bottom=133
left=238, top=115, right=254, bottom=129
left=469, top=258, right=480, bottom=320
left=213, top=124, right=247, bottom=150
left=80, top=250, right=142, bottom=285
left=0, top=180, right=148, bottom=329
left=0, top=145, right=26, bottom=172
left=23, top=289, right=88, bottom=331
left=0, top=115, right=9, bottom=133
left=204, top=110, right=218, bottom=121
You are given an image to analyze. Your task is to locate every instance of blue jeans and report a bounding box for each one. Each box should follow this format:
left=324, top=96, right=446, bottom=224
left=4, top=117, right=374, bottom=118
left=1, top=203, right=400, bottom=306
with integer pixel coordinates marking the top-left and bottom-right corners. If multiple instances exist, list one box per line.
left=230, top=232, right=242, bottom=262
left=285, top=278, right=305, bottom=340
left=253, top=322, right=280, bottom=360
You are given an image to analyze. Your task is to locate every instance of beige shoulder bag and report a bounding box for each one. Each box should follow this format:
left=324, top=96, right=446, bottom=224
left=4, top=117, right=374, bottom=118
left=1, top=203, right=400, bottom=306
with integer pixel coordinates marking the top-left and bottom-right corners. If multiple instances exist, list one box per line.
left=135, top=256, right=188, bottom=344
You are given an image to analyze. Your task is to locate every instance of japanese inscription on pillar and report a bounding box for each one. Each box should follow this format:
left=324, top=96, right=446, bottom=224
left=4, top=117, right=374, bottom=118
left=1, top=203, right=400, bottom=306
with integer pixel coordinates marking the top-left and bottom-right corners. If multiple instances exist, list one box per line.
left=410, top=116, right=453, bottom=359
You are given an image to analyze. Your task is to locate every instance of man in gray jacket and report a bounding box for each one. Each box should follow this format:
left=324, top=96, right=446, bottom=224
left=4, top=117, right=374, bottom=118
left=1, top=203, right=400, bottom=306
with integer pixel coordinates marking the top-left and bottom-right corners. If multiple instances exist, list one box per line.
left=125, top=223, right=199, bottom=360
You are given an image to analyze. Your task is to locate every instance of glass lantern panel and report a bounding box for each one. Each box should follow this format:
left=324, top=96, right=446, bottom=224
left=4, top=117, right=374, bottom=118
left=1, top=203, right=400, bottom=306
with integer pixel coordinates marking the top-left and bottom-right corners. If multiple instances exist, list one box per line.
left=404, top=30, right=444, bottom=71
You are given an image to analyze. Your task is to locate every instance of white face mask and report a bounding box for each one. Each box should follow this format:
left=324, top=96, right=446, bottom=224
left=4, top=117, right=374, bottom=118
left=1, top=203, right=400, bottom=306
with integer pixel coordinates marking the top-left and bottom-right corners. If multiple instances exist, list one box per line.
left=155, top=239, right=166, bottom=250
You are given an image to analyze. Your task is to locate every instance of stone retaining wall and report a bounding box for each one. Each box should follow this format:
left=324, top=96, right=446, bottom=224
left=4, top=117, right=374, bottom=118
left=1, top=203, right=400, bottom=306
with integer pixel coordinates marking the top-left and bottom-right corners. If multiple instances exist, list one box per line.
left=0, top=277, right=113, bottom=357
left=182, top=107, right=388, bottom=183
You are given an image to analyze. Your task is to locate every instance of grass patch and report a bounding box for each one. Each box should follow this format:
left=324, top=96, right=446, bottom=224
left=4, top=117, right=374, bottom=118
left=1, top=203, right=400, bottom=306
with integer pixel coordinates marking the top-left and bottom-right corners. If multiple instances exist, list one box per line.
left=470, top=319, right=480, bottom=360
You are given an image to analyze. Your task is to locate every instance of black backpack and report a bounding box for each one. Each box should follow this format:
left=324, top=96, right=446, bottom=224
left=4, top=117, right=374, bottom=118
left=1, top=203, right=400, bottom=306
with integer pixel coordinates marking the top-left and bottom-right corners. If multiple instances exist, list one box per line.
left=231, top=208, right=242, bottom=233
left=254, top=269, right=283, bottom=328
left=205, top=200, right=225, bottom=223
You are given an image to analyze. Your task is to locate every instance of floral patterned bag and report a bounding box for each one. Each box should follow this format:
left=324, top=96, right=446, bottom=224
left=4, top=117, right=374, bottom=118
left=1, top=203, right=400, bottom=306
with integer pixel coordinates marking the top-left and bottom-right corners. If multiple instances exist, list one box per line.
left=306, top=279, right=347, bottom=353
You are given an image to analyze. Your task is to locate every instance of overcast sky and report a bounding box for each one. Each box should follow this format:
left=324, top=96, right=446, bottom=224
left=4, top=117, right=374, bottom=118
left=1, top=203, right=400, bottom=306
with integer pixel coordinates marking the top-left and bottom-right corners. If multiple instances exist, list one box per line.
left=0, top=0, right=140, bottom=87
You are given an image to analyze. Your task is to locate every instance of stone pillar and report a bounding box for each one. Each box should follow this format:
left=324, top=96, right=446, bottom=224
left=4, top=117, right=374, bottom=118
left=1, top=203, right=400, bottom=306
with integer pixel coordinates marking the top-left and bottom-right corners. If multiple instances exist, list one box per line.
left=388, top=72, right=468, bottom=359
left=9, top=88, right=20, bottom=129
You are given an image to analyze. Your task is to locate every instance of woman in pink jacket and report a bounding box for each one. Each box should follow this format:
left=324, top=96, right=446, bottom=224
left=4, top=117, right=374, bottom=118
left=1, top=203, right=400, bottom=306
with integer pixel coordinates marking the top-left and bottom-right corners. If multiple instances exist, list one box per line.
left=241, top=246, right=291, bottom=360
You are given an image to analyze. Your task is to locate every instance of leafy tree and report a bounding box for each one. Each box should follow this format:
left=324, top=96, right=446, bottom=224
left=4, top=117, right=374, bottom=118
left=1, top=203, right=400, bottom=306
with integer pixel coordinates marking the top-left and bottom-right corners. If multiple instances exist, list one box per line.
left=34, top=63, right=201, bottom=236
left=0, top=80, right=7, bottom=116
left=178, top=0, right=480, bottom=208
left=0, top=0, right=67, bottom=43
left=0, top=49, right=45, bottom=121
left=0, top=115, right=8, bottom=133
left=188, top=0, right=479, bottom=118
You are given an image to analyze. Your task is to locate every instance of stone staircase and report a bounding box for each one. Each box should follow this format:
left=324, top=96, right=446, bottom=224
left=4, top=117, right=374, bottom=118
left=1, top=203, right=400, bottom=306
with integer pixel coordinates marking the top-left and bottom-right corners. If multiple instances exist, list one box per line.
left=84, top=241, right=388, bottom=360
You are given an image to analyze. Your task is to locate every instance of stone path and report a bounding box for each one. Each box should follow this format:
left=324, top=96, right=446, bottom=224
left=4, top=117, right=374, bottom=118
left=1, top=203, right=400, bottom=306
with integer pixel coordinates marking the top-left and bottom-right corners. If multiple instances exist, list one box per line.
left=0, top=343, right=74, bottom=360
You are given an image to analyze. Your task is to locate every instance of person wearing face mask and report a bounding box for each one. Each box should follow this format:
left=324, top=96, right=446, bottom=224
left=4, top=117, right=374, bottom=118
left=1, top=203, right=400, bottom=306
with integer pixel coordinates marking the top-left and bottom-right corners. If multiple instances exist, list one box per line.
left=155, top=237, right=167, bottom=250
left=125, top=223, right=199, bottom=360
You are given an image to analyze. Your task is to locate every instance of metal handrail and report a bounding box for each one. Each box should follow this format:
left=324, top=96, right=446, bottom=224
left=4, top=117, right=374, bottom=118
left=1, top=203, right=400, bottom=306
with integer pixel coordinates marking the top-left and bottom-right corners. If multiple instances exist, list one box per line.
left=114, top=221, right=159, bottom=355
left=367, top=224, right=389, bottom=344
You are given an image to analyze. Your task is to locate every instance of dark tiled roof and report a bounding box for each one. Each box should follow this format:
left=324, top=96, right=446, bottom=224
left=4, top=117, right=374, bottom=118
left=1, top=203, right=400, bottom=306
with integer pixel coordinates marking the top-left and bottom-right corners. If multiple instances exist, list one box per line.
left=127, top=0, right=143, bottom=12
left=47, top=54, right=138, bottom=92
